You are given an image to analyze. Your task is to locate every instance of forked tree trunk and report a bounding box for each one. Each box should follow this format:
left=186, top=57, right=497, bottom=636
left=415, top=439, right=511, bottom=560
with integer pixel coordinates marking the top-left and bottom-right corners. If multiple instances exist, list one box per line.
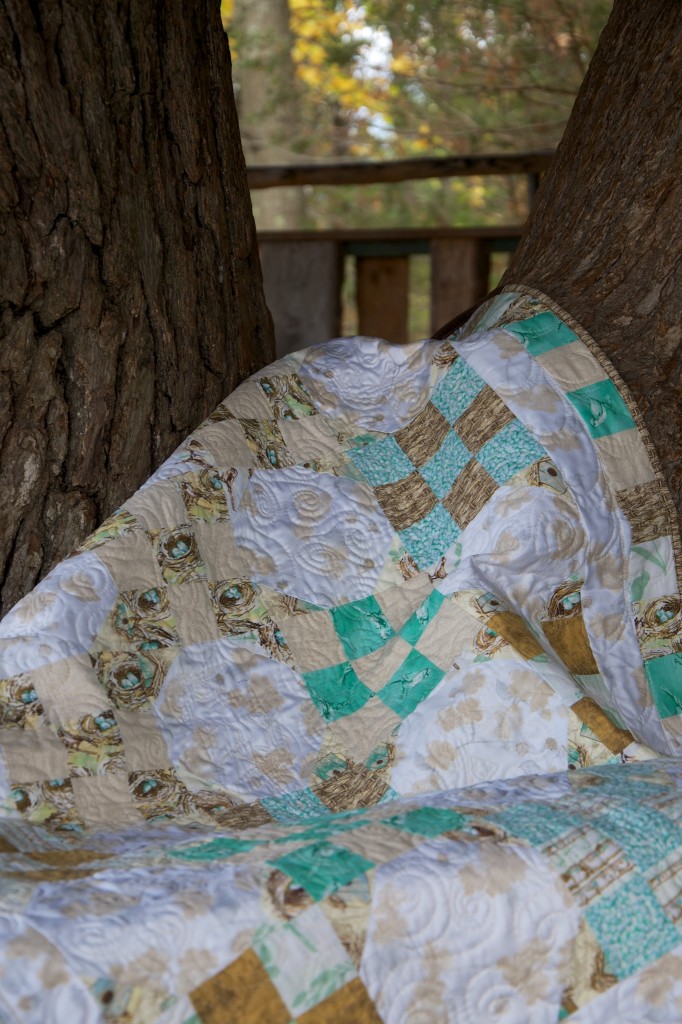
left=0, top=0, right=275, bottom=614
left=503, top=0, right=682, bottom=528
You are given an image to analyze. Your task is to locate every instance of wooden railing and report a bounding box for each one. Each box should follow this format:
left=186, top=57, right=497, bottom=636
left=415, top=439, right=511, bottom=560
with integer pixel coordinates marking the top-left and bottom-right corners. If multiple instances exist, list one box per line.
left=252, top=152, right=552, bottom=353
left=259, top=226, right=523, bottom=353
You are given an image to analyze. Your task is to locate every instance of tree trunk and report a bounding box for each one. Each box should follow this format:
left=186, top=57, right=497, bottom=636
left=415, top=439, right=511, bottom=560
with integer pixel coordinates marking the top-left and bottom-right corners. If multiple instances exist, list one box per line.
left=0, top=0, right=275, bottom=614
left=502, top=0, right=682, bottom=530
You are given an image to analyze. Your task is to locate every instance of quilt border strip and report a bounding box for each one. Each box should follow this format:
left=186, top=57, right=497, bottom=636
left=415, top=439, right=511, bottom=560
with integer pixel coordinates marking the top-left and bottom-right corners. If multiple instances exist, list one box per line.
left=503, top=283, right=682, bottom=594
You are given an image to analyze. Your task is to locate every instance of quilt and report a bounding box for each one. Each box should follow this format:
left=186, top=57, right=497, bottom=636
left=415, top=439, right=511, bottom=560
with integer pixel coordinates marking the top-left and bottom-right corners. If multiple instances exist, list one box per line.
left=2, top=286, right=682, bottom=1023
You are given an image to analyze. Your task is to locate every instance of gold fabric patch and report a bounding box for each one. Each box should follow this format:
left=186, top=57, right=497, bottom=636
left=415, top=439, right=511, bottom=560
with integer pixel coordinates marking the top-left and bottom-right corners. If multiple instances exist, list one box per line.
left=541, top=614, right=599, bottom=676
left=454, top=385, right=515, bottom=453
left=487, top=611, right=545, bottom=660
left=571, top=696, right=633, bottom=754
left=375, top=472, right=438, bottom=531
left=394, top=402, right=450, bottom=467
left=617, top=482, right=670, bottom=544
left=442, top=460, right=497, bottom=528
left=297, top=977, right=384, bottom=1024
left=190, top=948, right=290, bottom=1024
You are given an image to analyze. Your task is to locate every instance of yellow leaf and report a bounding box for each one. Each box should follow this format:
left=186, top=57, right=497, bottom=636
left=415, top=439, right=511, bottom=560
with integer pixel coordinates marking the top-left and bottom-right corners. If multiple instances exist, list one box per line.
left=220, top=0, right=233, bottom=29
left=391, top=53, right=415, bottom=76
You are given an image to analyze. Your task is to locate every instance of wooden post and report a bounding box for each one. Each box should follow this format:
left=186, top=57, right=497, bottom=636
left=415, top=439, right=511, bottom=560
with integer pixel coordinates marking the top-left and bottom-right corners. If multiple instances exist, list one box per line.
left=259, top=240, right=343, bottom=357
left=430, top=238, right=490, bottom=334
left=356, top=257, right=410, bottom=344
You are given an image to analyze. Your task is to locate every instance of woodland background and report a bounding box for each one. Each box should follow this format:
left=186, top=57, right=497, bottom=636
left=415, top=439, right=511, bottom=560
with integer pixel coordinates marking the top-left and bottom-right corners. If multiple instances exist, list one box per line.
left=223, top=0, right=611, bottom=334
left=7, top=0, right=682, bottom=613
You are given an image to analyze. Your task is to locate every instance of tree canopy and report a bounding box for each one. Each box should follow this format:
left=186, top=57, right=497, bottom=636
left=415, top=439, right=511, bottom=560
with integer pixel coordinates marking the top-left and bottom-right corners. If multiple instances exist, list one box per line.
left=223, top=0, right=612, bottom=227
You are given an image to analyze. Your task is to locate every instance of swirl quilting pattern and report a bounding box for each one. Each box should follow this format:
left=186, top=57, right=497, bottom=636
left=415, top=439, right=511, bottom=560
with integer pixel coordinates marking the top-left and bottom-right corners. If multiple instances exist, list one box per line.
left=2, top=288, right=682, bottom=1023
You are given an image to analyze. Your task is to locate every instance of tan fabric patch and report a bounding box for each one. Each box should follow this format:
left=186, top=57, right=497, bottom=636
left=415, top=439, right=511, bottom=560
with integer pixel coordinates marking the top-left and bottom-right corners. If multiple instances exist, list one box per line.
left=593, top=428, right=656, bottom=491
left=297, top=976, right=384, bottom=1023
left=114, top=708, right=172, bottom=773
left=394, top=402, right=450, bottom=467
left=352, top=636, right=413, bottom=692
left=616, top=482, right=670, bottom=544
left=454, top=385, right=515, bottom=453
left=192, top=520, right=252, bottom=579
left=31, top=655, right=103, bottom=715
left=193, top=419, right=256, bottom=468
left=224, top=379, right=274, bottom=420
left=3, top=723, right=69, bottom=783
left=125, top=479, right=187, bottom=531
left=71, top=773, right=142, bottom=828
left=94, top=531, right=163, bottom=592
left=571, top=696, right=633, bottom=754
left=190, top=949, right=290, bottom=1024
left=541, top=614, right=599, bottom=676
left=279, top=611, right=347, bottom=673
left=414, top=600, right=481, bottom=669
left=442, top=460, right=497, bottom=528
left=279, top=416, right=347, bottom=470
left=374, top=574, right=433, bottom=632
left=168, top=580, right=222, bottom=645
left=327, top=700, right=402, bottom=762
left=375, top=472, right=438, bottom=531
left=336, top=823, right=422, bottom=863
left=487, top=611, right=545, bottom=661
left=536, top=340, right=607, bottom=391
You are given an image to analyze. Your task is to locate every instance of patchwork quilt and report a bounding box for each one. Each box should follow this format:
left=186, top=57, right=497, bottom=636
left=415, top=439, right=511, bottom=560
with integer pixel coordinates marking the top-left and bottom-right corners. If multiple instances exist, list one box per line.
left=2, top=287, right=682, bottom=1023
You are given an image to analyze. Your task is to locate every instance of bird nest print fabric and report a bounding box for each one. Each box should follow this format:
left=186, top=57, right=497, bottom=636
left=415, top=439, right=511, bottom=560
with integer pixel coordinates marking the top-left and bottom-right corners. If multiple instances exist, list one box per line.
left=2, top=287, right=682, bottom=1023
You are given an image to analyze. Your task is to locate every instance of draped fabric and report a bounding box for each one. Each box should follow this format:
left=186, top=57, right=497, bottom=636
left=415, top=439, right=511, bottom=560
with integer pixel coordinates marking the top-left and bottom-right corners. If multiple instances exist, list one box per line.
left=2, top=289, right=682, bottom=1023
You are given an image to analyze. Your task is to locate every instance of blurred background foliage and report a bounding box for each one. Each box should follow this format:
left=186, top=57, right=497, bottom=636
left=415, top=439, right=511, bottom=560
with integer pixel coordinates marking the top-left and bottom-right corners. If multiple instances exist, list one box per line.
left=221, top=0, right=611, bottom=230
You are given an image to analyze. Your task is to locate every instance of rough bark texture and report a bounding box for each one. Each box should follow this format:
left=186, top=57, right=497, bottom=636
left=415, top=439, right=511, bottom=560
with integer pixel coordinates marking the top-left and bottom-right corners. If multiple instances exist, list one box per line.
left=503, top=0, right=682, bottom=530
left=0, top=0, right=275, bottom=614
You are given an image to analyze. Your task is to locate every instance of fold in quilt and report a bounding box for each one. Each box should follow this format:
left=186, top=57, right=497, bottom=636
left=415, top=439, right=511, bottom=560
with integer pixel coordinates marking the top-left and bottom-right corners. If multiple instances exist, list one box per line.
left=2, top=287, right=682, bottom=1023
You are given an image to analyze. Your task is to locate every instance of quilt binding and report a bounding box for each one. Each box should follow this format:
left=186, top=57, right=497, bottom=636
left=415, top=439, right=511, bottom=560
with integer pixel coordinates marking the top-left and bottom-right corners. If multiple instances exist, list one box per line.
left=497, top=283, right=682, bottom=595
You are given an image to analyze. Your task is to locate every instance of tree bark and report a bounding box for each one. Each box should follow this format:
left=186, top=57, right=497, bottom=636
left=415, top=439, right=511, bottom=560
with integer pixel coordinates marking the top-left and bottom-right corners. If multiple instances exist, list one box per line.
left=502, top=0, right=682, bottom=529
left=0, top=0, right=275, bottom=614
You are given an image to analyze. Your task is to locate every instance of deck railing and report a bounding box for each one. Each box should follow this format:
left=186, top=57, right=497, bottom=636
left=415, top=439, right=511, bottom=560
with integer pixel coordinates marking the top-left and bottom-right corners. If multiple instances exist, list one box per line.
left=249, top=152, right=552, bottom=353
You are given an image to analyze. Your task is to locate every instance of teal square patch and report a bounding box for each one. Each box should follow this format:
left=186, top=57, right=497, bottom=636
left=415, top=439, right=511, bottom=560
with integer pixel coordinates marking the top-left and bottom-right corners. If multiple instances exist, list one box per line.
left=644, top=653, right=682, bottom=719
left=349, top=435, right=414, bottom=486
left=378, top=648, right=446, bottom=717
left=331, top=595, right=394, bottom=659
left=303, top=662, right=373, bottom=721
left=399, top=589, right=445, bottom=645
left=594, top=801, right=682, bottom=872
left=504, top=311, right=577, bottom=356
left=490, top=801, right=581, bottom=846
left=271, top=841, right=374, bottom=901
left=420, top=431, right=470, bottom=499
left=261, top=787, right=331, bottom=824
left=477, top=419, right=546, bottom=484
left=585, top=873, right=680, bottom=978
left=431, top=358, right=486, bottom=424
left=399, top=503, right=460, bottom=570
left=169, top=835, right=259, bottom=861
left=566, top=378, right=636, bottom=439
left=382, top=806, right=466, bottom=836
